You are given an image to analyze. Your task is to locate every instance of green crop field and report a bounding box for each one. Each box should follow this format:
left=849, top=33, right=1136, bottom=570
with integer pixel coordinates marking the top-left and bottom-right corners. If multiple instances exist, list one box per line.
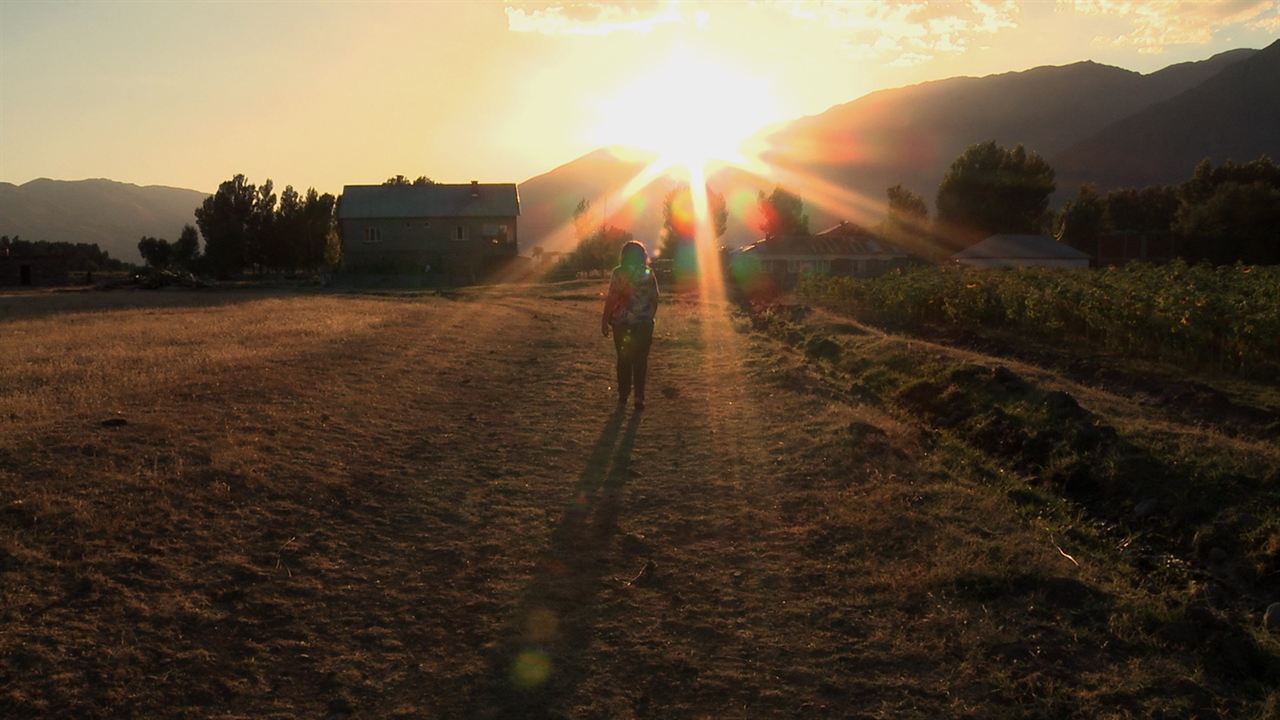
left=798, top=261, right=1280, bottom=376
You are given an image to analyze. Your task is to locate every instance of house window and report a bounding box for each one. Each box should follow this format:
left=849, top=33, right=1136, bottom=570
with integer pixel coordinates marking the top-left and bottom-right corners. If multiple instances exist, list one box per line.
left=455, top=225, right=465, bottom=240
left=364, top=227, right=382, bottom=243
left=481, top=223, right=509, bottom=242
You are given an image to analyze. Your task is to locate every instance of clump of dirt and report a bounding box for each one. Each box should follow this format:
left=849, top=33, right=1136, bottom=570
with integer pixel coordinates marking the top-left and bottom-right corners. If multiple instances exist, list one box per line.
left=803, top=336, right=841, bottom=363
left=1142, top=599, right=1278, bottom=683
left=896, top=364, right=1135, bottom=502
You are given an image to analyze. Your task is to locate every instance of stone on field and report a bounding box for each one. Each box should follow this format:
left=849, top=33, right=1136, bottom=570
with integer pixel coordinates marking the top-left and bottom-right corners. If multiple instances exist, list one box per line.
left=1264, top=603, right=1280, bottom=631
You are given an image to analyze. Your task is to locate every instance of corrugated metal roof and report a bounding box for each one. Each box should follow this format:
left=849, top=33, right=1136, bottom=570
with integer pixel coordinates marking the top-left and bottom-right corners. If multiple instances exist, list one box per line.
left=338, top=183, right=520, bottom=219
left=739, top=221, right=907, bottom=258
left=953, top=234, right=1089, bottom=260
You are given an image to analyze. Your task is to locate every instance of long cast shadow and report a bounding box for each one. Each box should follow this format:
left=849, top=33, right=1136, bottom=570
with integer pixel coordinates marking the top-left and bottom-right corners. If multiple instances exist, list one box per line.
left=466, top=408, right=643, bottom=718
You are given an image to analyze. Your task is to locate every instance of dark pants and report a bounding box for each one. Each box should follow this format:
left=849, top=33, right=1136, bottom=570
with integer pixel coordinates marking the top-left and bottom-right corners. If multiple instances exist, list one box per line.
left=612, top=320, right=654, bottom=403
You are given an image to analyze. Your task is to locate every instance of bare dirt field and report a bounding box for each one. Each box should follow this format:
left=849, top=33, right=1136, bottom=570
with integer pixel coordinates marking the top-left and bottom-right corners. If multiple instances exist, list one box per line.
left=1, top=284, right=1277, bottom=718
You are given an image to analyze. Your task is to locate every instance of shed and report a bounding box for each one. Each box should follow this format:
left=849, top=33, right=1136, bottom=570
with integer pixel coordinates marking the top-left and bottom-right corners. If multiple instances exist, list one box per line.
left=952, top=234, right=1090, bottom=269
left=735, top=221, right=911, bottom=281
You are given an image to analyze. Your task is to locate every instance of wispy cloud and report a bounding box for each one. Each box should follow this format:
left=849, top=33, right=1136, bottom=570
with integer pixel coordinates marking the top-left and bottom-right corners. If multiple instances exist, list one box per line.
left=1062, top=0, right=1280, bottom=54
left=785, top=0, right=1019, bottom=67
left=505, top=2, right=686, bottom=36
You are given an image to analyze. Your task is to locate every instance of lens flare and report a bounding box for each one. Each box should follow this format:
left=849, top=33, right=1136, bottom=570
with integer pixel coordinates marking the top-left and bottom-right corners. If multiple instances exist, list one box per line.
left=590, top=45, right=782, bottom=187
left=510, top=648, right=552, bottom=689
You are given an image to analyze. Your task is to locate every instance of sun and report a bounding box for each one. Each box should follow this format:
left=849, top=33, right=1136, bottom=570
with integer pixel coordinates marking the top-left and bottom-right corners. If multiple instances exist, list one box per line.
left=590, top=46, right=780, bottom=181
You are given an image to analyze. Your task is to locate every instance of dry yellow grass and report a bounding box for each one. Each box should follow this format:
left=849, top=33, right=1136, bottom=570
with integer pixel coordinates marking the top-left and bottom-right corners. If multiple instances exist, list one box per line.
left=1, top=291, right=397, bottom=430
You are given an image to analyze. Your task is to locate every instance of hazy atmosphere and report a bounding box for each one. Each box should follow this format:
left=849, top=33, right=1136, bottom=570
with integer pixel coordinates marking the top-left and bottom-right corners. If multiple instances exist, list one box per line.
left=3, top=2, right=1280, bottom=718
left=3, top=0, right=1278, bottom=192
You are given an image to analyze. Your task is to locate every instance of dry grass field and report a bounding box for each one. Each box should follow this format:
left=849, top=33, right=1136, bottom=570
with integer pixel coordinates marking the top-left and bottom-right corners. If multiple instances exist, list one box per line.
left=1, top=283, right=1278, bottom=718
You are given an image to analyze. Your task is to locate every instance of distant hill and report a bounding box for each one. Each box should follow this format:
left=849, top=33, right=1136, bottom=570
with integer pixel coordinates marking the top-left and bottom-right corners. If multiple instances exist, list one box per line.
left=1054, top=40, right=1280, bottom=191
left=0, top=178, right=207, bottom=263
left=7, top=44, right=1271, bottom=262
left=517, top=46, right=1261, bottom=253
left=517, top=148, right=777, bottom=256
left=518, top=148, right=658, bottom=254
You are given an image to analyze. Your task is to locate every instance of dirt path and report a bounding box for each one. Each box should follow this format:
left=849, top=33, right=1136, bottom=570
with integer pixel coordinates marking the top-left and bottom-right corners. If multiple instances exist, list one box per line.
left=1, top=286, right=1266, bottom=718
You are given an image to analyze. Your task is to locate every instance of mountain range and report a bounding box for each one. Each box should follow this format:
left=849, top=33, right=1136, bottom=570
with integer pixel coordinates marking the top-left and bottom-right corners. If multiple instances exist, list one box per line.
left=3, top=40, right=1277, bottom=261
left=521, top=40, right=1277, bottom=252
left=0, top=179, right=207, bottom=263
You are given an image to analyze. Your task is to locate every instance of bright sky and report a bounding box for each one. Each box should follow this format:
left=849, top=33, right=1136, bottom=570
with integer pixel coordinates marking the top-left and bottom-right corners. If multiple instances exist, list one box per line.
left=2, top=1, right=1277, bottom=194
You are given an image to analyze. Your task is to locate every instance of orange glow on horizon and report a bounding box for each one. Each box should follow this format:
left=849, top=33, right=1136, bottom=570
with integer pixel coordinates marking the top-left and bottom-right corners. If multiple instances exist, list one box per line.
left=590, top=45, right=781, bottom=192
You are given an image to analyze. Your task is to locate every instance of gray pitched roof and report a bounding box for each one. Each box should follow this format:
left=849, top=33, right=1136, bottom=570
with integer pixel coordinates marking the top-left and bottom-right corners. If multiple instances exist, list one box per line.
left=338, top=183, right=519, bottom=219
left=739, top=221, right=907, bottom=258
left=953, top=234, right=1089, bottom=260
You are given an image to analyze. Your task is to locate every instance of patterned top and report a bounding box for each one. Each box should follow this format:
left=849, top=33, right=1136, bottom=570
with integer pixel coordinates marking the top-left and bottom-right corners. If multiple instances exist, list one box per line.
left=606, top=265, right=659, bottom=325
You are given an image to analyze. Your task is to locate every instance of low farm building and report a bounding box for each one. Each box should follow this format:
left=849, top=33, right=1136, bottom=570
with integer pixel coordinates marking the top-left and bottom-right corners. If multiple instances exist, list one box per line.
left=0, top=255, right=69, bottom=286
left=338, top=181, right=519, bottom=279
left=952, top=234, right=1090, bottom=269
left=733, top=221, right=911, bottom=286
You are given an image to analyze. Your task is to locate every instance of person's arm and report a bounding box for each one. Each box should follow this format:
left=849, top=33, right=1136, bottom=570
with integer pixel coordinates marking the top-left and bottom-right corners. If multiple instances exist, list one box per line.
left=601, top=271, right=618, bottom=336
left=642, top=268, right=659, bottom=321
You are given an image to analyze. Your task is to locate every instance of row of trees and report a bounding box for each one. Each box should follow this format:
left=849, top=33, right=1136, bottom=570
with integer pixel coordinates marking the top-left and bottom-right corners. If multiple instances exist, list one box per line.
left=383, top=175, right=434, bottom=186
left=0, top=236, right=129, bottom=272
left=554, top=141, right=1277, bottom=279
left=1058, top=156, right=1280, bottom=264
left=190, top=174, right=339, bottom=277
left=870, top=142, right=1277, bottom=265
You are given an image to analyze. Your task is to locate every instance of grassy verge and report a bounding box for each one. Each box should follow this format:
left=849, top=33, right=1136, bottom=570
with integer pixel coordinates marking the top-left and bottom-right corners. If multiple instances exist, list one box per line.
left=742, top=300, right=1280, bottom=715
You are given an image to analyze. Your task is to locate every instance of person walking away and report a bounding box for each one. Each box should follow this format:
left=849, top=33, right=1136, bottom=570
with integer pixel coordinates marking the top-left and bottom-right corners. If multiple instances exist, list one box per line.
left=601, top=241, right=659, bottom=410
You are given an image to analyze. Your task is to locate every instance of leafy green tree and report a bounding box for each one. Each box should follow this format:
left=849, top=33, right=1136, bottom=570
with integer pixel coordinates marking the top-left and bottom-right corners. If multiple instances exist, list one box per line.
left=547, top=224, right=633, bottom=280
left=195, top=174, right=258, bottom=278
left=757, top=186, right=808, bottom=239
left=273, top=185, right=304, bottom=271
left=301, top=188, right=338, bottom=269
left=1056, top=185, right=1105, bottom=255
left=1171, top=156, right=1280, bottom=264
left=1181, top=156, right=1280, bottom=207
left=137, top=236, right=173, bottom=269
left=171, top=224, right=201, bottom=269
left=936, top=141, right=1055, bottom=245
left=1103, top=185, right=1178, bottom=234
left=658, top=183, right=727, bottom=261
left=246, top=180, right=277, bottom=271
left=323, top=229, right=342, bottom=269
left=887, top=184, right=928, bottom=222
left=882, top=184, right=930, bottom=252
left=572, top=198, right=593, bottom=242
left=383, top=175, right=434, bottom=186
left=380, top=174, right=434, bottom=186
left=1176, top=180, right=1280, bottom=264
